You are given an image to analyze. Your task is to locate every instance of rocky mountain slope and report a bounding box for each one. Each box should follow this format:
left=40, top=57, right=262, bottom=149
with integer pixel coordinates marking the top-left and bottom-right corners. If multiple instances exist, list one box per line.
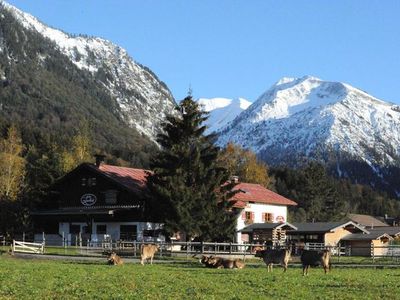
left=217, top=76, right=400, bottom=197
left=0, top=1, right=177, bottom=166
left=1, top=1, right=176, bottom=140
left=197, top=97, right=251, bottom=133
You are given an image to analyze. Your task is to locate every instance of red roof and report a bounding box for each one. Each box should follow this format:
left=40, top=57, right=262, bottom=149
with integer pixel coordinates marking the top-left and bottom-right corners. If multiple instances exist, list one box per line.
left=231, top=182, right=297, bottom=207
left=93, top=164, right=296, bottom=207
left=97, top=164, right=150, bottom=193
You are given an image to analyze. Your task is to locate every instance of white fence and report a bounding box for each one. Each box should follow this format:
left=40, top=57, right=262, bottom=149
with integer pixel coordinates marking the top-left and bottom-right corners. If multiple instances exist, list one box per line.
left=12, top=240, right=45, bottom=254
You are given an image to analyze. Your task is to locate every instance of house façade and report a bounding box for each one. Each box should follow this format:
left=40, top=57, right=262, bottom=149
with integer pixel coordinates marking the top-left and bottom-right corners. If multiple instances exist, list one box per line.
left=32, top=156, right=163, bottom=244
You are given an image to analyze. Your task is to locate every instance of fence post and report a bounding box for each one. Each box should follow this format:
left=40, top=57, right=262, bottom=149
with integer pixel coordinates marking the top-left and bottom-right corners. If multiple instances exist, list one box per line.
left=79, top=232, right=82, bottom=248
left=201, top=241, right=204, bottom=254
left=12, top=240, right=15, bottom=255
left=229, top=242, right=232, bottom=255
left=23, top=232, right=25, bottom=243
left=42, top=232, right=45, bottom=247
left=371, top=242, right=375, bottom=263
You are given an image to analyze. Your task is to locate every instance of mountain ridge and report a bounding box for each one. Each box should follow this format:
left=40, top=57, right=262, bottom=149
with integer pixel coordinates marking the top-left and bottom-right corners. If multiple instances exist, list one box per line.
left=216, top=76, right=400, bottom=197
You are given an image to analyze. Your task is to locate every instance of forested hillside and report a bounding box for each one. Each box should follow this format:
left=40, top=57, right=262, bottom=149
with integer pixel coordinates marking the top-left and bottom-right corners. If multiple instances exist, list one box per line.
left=0, top=5, right=169, bottom=167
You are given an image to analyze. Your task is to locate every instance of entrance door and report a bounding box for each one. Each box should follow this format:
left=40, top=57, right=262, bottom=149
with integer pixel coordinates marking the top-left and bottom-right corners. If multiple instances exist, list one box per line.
left=69, top=224, right=81, bottom=246
left=120, top=225, right=137, bottom=241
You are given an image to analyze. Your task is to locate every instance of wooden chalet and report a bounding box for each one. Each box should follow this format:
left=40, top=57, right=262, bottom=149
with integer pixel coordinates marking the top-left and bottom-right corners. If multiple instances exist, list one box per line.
left=32, top=157, right=163, bottom=245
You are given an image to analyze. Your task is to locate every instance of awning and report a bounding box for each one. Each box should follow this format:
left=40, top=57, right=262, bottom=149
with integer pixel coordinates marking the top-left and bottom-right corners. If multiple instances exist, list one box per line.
left=31, top=206, right=140, bottom=216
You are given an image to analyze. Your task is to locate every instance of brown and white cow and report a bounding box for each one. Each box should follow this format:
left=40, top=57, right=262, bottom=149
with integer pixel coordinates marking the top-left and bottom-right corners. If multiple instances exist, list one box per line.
left=140, top=244, right=160, bottom=265
left=200, top=255, right=245, bottom=269
left=107, top=252, right=124, bottom=266
left=300, top=249, right=331, bottom=275
left=255, top=247, right=292, bottom=272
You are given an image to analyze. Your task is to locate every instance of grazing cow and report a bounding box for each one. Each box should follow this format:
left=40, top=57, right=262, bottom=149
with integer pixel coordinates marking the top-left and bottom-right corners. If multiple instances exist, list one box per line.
left=200, top=255, right=245, bottom=269
left=300, top=249, right=331, bottom=275
left=140, top=244, right=160, bottom=265
left=255, top=247, right=292, bottom=272
left=107, top=252, right=124, bottom=265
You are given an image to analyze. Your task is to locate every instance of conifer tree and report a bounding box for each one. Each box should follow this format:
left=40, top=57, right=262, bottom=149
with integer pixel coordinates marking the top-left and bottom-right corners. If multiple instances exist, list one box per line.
left=147, top=96, right=238, bottom=242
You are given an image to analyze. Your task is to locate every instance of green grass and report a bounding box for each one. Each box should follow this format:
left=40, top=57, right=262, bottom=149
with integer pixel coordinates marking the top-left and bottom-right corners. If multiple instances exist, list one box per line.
left=1, top=254, right=400, bottom=299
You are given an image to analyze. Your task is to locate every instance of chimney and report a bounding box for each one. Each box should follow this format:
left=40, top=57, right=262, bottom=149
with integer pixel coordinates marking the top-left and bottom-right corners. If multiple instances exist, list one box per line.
left=231, top=175, right=239, bottom=184
left=94, top=154, right=106, bottom=168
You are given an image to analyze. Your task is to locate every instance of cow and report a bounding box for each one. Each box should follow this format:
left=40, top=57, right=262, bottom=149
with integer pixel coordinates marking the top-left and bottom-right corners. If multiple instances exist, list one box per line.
left=255, top=247, right=292, bottom=272
left=140, top=244, right=160, bottom=265
left=300, top=249, right=331, bottom=276
left=107, top=252, right=124, bottom=266
left=251, top=246, right=265, bottom=254
left=200, top=255, right=245, bottom=269
left=199, top=255, right=215, bottom=268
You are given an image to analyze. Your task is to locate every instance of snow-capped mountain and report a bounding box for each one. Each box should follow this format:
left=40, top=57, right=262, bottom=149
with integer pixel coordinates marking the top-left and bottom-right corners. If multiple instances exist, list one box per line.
left=1, top=1, right=176, bottom=140
left=197, top=97, right=251, bottom=133
left=218, top=76, right=400, bottom=196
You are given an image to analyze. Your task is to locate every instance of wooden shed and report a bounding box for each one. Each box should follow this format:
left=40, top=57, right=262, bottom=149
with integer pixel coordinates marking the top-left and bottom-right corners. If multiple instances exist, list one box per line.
left=287, top=221, right=368, bottom=247
left=341, top=232, right=393, bottom=257
left=239, top=222, right=297, bottom=246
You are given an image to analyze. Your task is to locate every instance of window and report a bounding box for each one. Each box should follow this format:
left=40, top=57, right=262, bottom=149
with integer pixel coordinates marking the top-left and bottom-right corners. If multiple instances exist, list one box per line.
left=120, top=225, right=137, bottom=241
left=81, top=177, right=96, bottom=187
left=96, top=225, right=107, bottom=234
left=263, top=213, right=274, bottom=223
left=242, top=211, right=254, bottom=224
left=88, top=178, right=96, bottom=186
left=105, top=190, right=118, bottom=204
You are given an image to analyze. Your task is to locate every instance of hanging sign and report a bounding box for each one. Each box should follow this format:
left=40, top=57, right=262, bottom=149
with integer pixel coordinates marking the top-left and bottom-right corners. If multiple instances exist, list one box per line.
left=275, top=215, right=285, bottom=223
left=80, top=194, right=97, bottom=206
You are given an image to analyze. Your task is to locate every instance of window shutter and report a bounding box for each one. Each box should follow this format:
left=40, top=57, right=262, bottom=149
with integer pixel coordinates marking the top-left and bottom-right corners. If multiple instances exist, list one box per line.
left=251, top=212, right=255, bottom=220
left=241, top=211, right=246, bottom=220
left=262, top=213, right=266, bottom=222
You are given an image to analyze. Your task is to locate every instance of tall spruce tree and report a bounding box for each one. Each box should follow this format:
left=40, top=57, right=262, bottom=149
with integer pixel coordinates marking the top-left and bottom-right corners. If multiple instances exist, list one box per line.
left=147, top=96, right=238, bottom=242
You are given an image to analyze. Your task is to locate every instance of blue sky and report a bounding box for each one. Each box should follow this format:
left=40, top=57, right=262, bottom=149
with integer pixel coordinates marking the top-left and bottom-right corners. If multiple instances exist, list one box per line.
left=6, top=0, right=400, bottom=104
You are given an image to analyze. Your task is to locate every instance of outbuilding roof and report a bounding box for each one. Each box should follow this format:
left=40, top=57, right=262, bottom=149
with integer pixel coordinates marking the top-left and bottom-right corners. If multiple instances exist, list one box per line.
left=348, top=214, right=389, bottom=227
left=231, top=183, right=297, bottom=207
left=290, top=221, right=369, bottom=234
left=239, top=222, right=298, bottom=233
left=367, top=227, right=400, bottom=237
left=341, top=232, right=393, bottom=241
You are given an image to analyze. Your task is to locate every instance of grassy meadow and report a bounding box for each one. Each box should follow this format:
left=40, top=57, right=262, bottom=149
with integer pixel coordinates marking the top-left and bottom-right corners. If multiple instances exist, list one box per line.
left=0, top=254, right=399, bottom=300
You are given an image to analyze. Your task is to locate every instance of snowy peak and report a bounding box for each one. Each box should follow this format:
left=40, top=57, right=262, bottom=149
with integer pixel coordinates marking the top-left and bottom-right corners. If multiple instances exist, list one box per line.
left=244, top=76, right=393, bottom=123
left=217, top=76, right=400, bottom=196
left=197, top=97, right=251, bottom=133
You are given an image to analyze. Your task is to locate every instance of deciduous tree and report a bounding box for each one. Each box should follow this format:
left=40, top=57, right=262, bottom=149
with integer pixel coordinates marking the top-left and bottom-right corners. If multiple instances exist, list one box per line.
left=0, top=125, right=26, bottom=201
